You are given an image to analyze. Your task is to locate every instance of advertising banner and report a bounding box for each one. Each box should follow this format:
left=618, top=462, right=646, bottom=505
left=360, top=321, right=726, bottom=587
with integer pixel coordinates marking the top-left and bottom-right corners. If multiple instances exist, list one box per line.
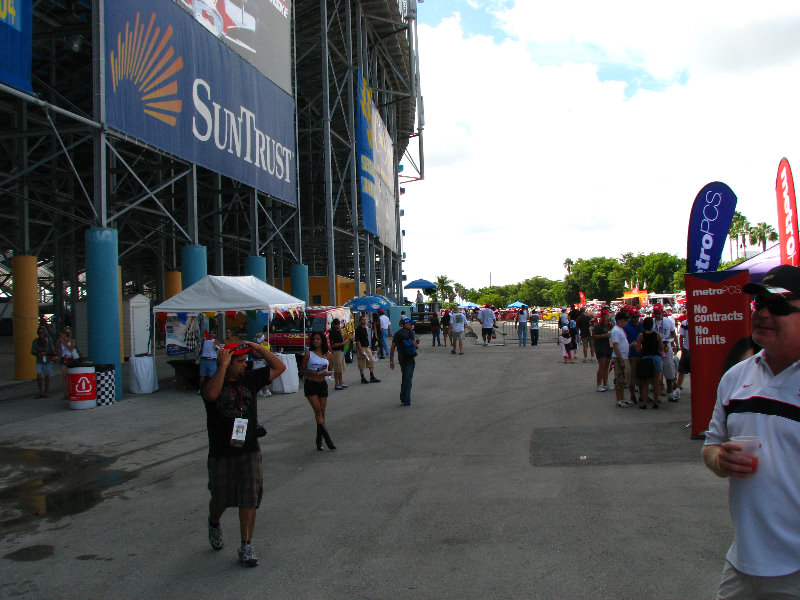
left=173, top=0, right=292, bottom=96
left=775, top=158, right=799, bottom=267
left=685, top=270, right=751, bottom=437
left=686, top=182, right=737, bottom=274
left=165, top=315, right=201, bottom=355
left=104, top=0, right=297, bottom=205
left=356, top=71, right=398, bottom=253
left=0, top=0, right=32, bottom=93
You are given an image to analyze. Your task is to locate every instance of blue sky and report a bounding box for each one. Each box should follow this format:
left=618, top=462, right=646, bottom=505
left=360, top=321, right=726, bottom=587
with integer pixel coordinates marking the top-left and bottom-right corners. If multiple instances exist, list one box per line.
left=400, top=1, right=800, bottom=290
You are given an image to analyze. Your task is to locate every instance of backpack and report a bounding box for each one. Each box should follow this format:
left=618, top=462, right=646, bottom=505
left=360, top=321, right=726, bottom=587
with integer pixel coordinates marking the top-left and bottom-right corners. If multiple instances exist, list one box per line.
left=402, top=333, right=417, bottom=357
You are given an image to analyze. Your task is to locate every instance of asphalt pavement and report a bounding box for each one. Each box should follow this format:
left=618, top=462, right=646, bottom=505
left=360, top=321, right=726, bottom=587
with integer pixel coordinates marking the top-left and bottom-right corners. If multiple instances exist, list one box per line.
left=0, top=328, right=731, bottom=599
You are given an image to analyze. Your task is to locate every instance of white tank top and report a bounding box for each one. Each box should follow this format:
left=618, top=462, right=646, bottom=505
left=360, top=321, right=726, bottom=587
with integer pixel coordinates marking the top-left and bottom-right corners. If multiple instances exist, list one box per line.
left=307, top=351, right=329, bottom=373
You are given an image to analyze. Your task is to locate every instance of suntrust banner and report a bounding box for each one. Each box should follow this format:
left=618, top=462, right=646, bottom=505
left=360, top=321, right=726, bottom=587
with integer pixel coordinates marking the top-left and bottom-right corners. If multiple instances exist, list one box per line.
left=775, top=158, right=799, bottom=267
left=0, top=0, right=32, bottom=93
left=685, top=270, right=751, bottom=437
left=104, top=0, right=297, bottom=205
left=686, top=182, right=737, bottom=274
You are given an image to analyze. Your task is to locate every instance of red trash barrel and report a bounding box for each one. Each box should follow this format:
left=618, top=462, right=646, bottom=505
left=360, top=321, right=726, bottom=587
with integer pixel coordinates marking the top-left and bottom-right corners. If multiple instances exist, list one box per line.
left=68, top=359, right=96, bottom=410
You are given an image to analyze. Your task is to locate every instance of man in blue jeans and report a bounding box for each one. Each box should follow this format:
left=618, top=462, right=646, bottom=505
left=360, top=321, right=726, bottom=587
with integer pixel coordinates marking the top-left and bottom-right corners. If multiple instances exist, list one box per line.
left=389, top=318, right=419, bottom=406
left=377, top=309, right=392, bottom=359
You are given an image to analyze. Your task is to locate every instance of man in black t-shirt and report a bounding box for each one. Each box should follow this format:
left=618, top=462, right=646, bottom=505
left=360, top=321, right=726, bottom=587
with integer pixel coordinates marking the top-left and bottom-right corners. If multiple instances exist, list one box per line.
left=390, top=318, right=419, bottom=405
left=202, top=342, right=285, bottom=567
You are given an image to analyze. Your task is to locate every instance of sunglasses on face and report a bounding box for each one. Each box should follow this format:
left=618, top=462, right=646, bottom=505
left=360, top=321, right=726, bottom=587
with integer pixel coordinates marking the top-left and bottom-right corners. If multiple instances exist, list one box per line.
left=754, top=294, right=800, bottom=316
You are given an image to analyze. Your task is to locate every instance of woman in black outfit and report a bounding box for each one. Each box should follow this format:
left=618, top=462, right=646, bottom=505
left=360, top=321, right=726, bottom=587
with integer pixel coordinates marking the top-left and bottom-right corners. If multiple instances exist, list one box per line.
left=300, top=331, right=336, bottom=451
left=632, top=317, right=664, bottom=408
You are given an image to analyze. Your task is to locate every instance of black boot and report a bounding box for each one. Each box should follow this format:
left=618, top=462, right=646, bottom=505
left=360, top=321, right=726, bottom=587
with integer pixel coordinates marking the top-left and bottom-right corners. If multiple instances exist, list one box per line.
left=319, top=423, right=336, bottom=450
left=369, top=373, right=381, bottom=383
left=315, top=424, right=324, bottom=451
left=361, top=374, right=369, bottom=384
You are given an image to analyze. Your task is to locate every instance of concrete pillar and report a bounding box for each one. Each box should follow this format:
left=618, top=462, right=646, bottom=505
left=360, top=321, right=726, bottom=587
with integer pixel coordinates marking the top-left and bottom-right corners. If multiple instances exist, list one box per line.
left=12, top=255, right=38, bottom=380
left=245, top=256, right=267, bottom=340
left=85, top=228, right=122, bottom=399
left=181, top=245, right=207, bottom=290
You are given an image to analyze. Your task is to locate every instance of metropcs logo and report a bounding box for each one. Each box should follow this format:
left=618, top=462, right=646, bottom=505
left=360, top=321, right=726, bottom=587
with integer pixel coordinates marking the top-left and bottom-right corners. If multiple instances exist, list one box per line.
left=109, top=12, right=184, bottom=126
left=694, top=190, right=724, bottom=272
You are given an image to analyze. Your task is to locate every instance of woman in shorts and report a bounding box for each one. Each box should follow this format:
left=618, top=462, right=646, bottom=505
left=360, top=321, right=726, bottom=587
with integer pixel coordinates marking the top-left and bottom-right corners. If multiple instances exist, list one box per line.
left=300, top=331, right=336, bottom=451
left=632, top=317, right=663, bottom=408
left=593, top=309, right=613, bottom=392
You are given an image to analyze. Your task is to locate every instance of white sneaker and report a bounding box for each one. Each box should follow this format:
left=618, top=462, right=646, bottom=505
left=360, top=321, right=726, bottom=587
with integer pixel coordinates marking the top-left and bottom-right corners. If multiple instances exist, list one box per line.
left=616, top=400, right=632, bottom=408
left=597, top=385, right=606, bottom=392
left=583, top=358, right=589, bottom=363
left=673, top=388, right=680, bottom=400
left=604, top=385, right=615, bottom=392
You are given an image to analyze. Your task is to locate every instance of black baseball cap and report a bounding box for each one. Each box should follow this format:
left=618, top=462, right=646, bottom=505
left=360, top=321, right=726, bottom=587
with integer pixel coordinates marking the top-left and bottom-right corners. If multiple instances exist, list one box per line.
left=743, top=265, right=800, bottom=300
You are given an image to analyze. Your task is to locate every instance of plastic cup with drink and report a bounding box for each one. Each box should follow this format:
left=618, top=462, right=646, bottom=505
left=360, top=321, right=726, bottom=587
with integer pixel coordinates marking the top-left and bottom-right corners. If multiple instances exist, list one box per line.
left=730, top=435, right=761, bottom=473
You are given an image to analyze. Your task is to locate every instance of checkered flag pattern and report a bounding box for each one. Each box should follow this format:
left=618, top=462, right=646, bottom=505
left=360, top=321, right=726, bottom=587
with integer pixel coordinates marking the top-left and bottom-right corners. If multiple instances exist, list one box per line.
left=96, top=370, right=116, bottom=406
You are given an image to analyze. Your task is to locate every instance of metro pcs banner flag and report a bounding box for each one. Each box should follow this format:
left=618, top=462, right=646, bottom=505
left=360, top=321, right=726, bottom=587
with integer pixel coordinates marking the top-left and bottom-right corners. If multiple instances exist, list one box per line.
left=686, top=182, right=737, bottom=274
left=0, top=0, right=32, bottom=93
left=685, top=270, right=751, bottom=438
left=104, top=0, right=297, bottom=205
left=776, top=158, right=799, bottom=267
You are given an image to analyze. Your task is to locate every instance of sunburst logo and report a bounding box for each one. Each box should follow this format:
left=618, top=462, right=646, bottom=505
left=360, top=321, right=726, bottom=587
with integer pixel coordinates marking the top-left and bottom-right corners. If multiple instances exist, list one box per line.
left=110, top=12, right=184, bottom=126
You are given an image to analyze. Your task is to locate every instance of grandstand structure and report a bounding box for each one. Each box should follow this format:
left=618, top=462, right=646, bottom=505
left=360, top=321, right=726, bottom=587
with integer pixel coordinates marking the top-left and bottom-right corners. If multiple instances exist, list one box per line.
left=0, top=0, right=423, bottom=331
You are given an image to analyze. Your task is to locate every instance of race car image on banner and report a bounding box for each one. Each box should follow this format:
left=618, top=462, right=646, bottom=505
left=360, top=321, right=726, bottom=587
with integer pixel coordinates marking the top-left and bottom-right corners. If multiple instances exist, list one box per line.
left=175, top=0, right=292, bottom=95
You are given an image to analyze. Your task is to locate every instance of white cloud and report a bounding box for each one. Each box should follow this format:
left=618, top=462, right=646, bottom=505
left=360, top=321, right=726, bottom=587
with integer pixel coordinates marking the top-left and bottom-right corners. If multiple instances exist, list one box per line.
left=398, top=1, right=800, bottom=292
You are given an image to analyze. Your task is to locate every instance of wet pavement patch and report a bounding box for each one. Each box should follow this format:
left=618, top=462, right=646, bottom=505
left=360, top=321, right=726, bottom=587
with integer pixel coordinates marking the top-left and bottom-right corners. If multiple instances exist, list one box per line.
left=3, top=544, right=54, bottom=562
left=0, top=446, right=133, bottom=536
left=530, top=422, right=704, bottom=467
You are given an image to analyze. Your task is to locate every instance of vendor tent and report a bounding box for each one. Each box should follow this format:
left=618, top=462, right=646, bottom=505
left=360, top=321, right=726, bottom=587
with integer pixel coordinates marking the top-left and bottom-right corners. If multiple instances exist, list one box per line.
left=725, top=244, right=779, bottom=284
left=153, top=275, right=305, bottom=314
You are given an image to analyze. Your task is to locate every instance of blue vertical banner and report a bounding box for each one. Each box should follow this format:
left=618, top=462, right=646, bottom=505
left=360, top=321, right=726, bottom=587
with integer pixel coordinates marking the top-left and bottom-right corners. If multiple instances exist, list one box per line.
left=0, top=0, right=33, bottom=93
left=686, top=181, right=737, bottom=273
left=356, top=70, right=397, bottom=252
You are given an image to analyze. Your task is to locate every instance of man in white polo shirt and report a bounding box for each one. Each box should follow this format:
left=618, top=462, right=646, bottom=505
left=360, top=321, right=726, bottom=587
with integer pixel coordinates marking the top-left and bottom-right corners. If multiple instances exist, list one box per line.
left=703, top=265, right=800, bottom=598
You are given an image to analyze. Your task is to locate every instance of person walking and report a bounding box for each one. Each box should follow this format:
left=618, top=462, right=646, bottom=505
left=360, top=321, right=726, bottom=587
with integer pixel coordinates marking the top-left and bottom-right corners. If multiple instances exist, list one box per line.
left=577, top=307, right=595, bottom=362
left=516, top=306, right=529, bottom=347
left=593, top=308, right=613, bottom=392
left=31, top=326, right=56, bottom=399
left=355, top=314, right=380, bottom=384
left=440, top=310, right=451, bottom=346
left=329, top=318, right=349, bottom=391
left=202, top=341, right=286, bottom=567
left=300, top=331, right=336, bottom=451
left=476, top=305, right=496, bottom=346
left=378, top=309, right=392, bottom=357
left=703, top=265, right=800, bottom=596
left=198, top=332, right=219, bottom=392
left=450, top=308, right=467, bottom=355
left=57, top=327, right=77, bottom=399
left=624, top=310, right=643, bottom=405
left=390, top=317, right=419, bottom=406
left=429, top=312, right=442, bottom=346
left=610, top=311, right=631, bottom=407
left=631, top=316, right=663, bottom=408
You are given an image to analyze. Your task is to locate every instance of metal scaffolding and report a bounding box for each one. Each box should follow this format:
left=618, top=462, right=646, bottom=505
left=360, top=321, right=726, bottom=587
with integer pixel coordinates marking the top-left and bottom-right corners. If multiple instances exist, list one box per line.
left=0, top=0, right=423, bottom=328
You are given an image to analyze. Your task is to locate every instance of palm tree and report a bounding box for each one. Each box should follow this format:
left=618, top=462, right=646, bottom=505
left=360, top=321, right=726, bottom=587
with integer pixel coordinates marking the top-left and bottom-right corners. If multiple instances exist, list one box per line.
left=454, top=282, right=467, bottom=304
left=563, top=258, right=573, bottom=275
left=435, top=275, right=454, bottom=305
left=738, top=214, right=751, bottom=256
left=749, top=222, right=778, bottom=252
left=729, top=212, right=748, bottom=259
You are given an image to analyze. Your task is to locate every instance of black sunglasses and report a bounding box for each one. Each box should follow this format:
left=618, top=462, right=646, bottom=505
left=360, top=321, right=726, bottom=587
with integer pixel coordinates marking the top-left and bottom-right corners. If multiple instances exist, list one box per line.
left=754, top=294, right=800, bottom=316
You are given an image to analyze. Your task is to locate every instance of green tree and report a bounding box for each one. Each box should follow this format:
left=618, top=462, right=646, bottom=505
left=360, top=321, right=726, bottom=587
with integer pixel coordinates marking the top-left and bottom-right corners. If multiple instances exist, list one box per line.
left=563, top=258, right=573, bottom=275
left=748, top=222, right=778, bottom=252
left=433, top=275, right=454, bottom=304
left=638, top=253, right=684, bottom=293
left=729, top=211, right=749, bottom=259
left=564, top=257, right=623, bottom=303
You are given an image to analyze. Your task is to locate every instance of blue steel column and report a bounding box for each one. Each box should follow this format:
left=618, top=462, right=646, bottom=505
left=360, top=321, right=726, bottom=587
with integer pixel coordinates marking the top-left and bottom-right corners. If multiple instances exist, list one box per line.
left=245, top=256, right=267, bottom=340
left=291, top=264, right=309, bottom=306
left=181, top=245, right=207, bottom=289
left=86, top=228, right=122, bottom=398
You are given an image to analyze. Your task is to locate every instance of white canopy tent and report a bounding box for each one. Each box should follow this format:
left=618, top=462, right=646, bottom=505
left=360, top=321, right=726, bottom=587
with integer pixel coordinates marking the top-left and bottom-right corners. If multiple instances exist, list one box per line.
left=153, top=275, right=306, bottom=350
